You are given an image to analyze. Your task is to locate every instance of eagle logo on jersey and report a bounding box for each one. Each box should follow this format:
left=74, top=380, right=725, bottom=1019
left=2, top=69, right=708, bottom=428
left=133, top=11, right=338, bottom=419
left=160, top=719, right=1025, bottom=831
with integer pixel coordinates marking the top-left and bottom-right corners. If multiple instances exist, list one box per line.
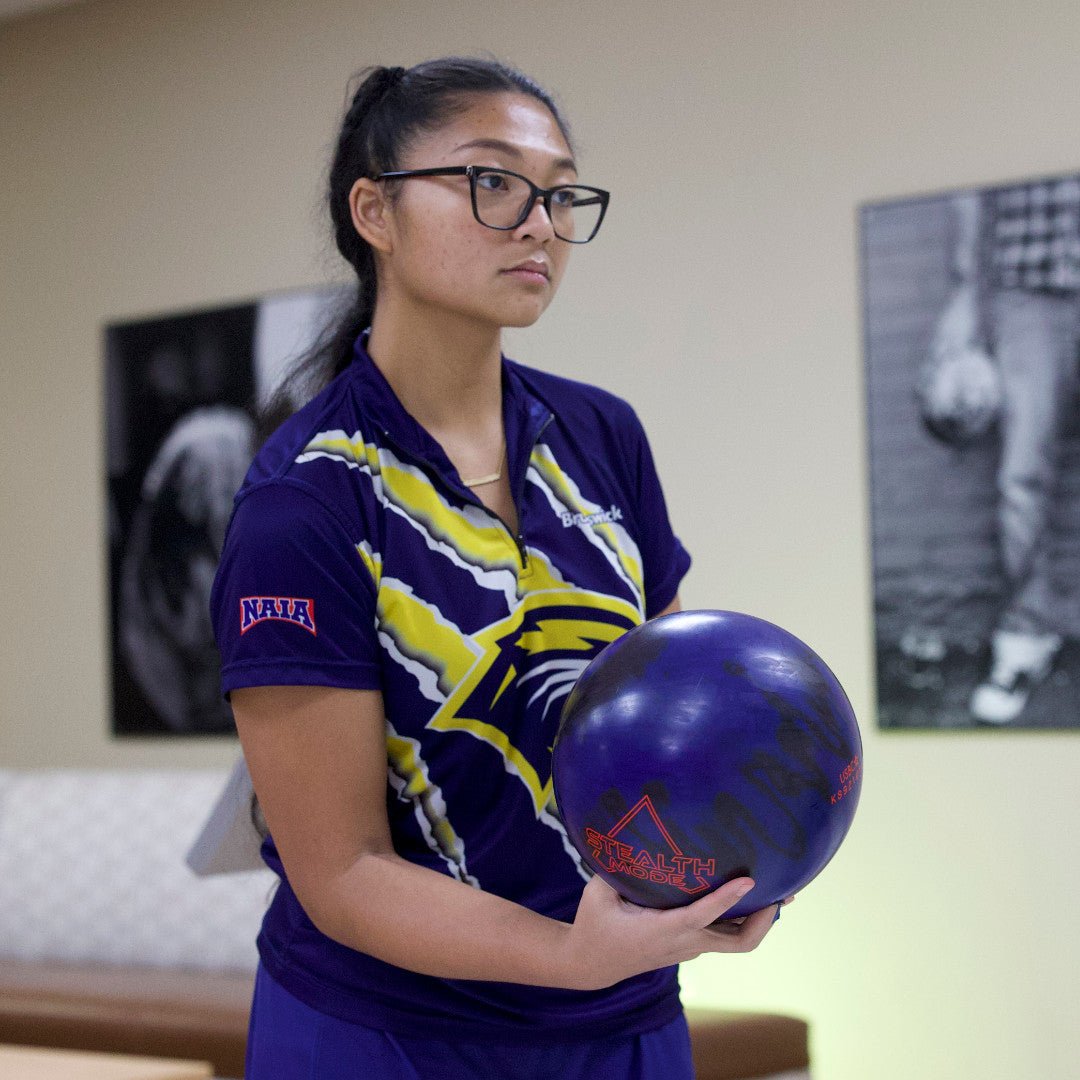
left=428, top=591, right=641, bottom=881
left=431, top=595, right=639, bottom=809
left=378, top=585, right=643, bottom=885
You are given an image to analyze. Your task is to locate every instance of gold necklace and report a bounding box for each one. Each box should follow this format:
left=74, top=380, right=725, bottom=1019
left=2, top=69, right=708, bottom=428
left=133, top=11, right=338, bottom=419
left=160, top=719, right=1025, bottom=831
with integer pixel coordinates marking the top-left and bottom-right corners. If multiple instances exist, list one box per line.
left=461, top=437, right=506, bottom=488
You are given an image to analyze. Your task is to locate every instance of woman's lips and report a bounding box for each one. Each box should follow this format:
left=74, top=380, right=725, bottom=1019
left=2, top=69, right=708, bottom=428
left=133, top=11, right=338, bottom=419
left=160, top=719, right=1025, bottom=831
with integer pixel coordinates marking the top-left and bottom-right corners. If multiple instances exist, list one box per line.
left=504, top=260, right=550, bottom=284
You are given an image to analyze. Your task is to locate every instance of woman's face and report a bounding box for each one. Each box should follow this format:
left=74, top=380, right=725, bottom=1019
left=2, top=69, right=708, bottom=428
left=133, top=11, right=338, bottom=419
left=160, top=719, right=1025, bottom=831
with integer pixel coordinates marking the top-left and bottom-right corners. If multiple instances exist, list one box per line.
left=375, top=92, right=579, bottom=331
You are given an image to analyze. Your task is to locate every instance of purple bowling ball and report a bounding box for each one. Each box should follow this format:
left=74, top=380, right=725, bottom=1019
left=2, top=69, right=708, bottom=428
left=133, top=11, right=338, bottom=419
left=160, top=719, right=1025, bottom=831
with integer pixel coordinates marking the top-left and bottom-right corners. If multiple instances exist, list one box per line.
left=552, top=610, right=862, bottom=919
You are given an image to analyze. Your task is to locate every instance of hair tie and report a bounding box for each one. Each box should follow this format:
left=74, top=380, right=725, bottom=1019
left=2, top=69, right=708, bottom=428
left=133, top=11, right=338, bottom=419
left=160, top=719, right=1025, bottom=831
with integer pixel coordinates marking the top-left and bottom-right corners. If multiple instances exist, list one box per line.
left=379, top=66, right=407, bottom=97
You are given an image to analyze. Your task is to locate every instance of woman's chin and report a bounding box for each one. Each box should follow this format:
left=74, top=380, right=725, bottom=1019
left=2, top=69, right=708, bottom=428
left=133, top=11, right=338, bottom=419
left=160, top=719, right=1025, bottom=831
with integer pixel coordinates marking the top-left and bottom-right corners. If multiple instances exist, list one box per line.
left=496, top=297, right=553, bottom=330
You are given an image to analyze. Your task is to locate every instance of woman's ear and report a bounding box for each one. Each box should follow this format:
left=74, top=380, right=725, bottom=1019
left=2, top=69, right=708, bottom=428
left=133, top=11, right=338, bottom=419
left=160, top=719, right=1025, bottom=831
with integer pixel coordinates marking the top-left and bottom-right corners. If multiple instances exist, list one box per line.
left=349, top=178, right=393, bottom=253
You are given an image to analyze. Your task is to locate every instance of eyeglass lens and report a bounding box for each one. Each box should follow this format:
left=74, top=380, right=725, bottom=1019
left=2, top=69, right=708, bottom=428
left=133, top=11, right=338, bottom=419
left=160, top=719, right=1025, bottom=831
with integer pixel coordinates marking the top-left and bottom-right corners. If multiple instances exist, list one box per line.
left=473, top=170, right=604, bottom=242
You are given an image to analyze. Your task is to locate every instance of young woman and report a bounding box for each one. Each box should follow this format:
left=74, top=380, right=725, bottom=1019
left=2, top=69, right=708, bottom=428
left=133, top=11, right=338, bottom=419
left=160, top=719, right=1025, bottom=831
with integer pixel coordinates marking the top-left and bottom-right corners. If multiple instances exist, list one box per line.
left=210, top=57, right=782, bottom=1080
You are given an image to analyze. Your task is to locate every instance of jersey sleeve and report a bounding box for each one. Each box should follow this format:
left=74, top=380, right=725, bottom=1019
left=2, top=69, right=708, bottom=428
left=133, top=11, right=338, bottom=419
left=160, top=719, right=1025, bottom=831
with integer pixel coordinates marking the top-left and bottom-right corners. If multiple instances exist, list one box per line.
left=627, top=410, right=692, bottom=617
left=210, top=480, right=381, bottom=695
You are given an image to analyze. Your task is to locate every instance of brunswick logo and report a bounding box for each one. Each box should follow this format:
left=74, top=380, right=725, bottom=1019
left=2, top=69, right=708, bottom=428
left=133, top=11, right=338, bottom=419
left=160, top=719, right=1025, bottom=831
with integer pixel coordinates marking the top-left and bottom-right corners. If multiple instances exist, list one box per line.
left=239, top=596, right=317, bottom=635
left=560, top=504, right=623, bottom=529
left=585, top=795, right=714, bottom=896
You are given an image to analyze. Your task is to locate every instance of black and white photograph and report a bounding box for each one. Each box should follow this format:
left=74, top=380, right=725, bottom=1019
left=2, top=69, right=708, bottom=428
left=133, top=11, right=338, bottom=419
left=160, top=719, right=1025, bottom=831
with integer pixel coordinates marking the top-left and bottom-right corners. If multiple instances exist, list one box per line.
left=862, top=174, right=1080, bottom=730
left=105, top=286, right=347, bottom=736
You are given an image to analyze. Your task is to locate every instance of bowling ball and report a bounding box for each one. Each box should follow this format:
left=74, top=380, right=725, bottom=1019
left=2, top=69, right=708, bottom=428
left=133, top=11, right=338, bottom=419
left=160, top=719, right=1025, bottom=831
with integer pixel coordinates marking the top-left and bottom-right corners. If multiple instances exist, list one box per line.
left=916, top=343, right=1002, bottom=448
left=552, top=610, right=862, bottom=919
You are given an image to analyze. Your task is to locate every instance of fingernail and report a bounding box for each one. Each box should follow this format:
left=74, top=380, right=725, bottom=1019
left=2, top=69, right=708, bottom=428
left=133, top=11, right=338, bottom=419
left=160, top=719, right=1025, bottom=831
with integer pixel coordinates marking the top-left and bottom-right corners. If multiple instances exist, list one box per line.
left=772, top=903, right=783, bottom=924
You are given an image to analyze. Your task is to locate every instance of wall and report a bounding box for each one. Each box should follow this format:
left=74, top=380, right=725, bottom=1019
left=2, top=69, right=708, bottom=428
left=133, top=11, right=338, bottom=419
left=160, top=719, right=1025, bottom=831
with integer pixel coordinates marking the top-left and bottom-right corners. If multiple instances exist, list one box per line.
left=2, top=1, right=1078, bottom=1076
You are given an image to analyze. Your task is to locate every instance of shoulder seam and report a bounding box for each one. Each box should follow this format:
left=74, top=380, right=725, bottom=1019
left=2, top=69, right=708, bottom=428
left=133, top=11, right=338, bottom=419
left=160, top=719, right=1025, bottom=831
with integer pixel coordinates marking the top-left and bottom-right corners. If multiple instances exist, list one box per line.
left=235, top=476, right=367, bottom=552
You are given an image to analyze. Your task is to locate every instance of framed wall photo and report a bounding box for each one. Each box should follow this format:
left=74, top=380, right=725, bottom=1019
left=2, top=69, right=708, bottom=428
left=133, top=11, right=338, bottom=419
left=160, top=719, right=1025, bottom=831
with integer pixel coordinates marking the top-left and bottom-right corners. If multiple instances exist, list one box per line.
left=861, top=174, right=1080, bottom=730
left=105, top=285, right=349, bottom=736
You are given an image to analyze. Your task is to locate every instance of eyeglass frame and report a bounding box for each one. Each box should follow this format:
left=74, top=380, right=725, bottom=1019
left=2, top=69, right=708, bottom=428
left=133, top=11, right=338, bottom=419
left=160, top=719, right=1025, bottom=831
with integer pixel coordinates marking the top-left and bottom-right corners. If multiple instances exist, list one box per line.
left=369, top=165, right=610, bottom=244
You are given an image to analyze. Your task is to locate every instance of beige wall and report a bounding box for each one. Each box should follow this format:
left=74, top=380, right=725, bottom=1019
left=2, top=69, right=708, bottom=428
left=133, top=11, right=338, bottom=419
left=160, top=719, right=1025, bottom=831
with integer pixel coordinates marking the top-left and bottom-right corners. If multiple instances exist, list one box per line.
left=3, top=0, right=1079, bottom=1076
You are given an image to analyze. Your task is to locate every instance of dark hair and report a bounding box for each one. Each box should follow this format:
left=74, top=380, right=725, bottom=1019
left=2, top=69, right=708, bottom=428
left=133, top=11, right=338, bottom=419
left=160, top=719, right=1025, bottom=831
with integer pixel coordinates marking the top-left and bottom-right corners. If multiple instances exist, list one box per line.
left=259, top=57, right=573, bottom=438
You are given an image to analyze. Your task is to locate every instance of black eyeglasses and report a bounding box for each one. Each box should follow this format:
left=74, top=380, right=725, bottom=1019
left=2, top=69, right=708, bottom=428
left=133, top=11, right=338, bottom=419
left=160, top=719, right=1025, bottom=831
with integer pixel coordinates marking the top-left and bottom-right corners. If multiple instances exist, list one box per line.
left=371, top=165, right=610, bottom=244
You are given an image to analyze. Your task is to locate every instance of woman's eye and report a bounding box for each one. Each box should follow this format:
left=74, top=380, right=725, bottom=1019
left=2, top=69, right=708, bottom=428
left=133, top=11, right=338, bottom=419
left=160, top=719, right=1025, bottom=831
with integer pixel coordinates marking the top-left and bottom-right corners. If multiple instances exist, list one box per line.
left=552, top=188, right=577, bottom=208
left=477, top=172, right=510, bottom=192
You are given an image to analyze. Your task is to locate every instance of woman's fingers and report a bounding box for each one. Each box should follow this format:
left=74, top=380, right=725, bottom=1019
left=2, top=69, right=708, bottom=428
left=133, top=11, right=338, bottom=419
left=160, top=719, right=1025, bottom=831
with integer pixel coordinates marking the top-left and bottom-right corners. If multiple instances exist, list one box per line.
left=674, top=877, right=756, bottom=929
left=690, top=887, right=796, bottom=952
left=570, top=873, right=786, bottom=983
left=701, top=899, right=779, bottom=952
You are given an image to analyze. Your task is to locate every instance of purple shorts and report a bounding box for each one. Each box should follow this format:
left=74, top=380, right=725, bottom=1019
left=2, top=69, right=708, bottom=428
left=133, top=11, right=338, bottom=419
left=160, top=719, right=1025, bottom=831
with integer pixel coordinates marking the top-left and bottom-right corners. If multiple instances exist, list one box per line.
left=245, top=963, right=694, bottom=1080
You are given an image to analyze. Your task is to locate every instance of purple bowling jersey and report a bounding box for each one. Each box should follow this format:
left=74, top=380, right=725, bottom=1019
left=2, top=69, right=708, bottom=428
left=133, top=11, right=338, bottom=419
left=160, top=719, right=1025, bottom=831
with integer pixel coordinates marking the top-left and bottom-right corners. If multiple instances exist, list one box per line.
left=210, top=335, right=692, bottom=1041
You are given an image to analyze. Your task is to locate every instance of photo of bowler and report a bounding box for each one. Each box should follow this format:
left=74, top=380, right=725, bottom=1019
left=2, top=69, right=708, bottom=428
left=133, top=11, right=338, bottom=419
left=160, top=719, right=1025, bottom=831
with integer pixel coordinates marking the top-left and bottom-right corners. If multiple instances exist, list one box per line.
left=862, top=173, right=1080, bottom=729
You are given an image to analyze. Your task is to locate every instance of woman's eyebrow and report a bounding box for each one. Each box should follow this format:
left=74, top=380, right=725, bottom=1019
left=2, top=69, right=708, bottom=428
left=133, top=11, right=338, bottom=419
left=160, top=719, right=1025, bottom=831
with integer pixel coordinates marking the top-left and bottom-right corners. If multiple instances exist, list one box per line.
left=451, top=137, right=577, bottom=174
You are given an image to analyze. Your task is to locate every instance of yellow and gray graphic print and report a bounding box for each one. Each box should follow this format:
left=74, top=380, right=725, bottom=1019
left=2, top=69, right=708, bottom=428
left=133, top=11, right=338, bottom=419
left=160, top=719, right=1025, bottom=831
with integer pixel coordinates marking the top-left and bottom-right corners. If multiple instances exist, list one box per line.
left=528, top=443, right=645, bottom=614
left=384, top=589, right=642, bottom=884
left=386, top=719, right=478, bottom=886
left=427, top=593, right=639, bottom=813
left=298, top=429, right=521, bottom=604
left=296, top=427, right=646, bottom=885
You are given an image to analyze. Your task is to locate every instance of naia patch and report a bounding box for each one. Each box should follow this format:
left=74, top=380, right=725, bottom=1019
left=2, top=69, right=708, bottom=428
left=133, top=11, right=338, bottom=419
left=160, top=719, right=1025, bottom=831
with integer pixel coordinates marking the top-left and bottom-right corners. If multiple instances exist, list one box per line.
left=239, top=596, right=317, bottom=635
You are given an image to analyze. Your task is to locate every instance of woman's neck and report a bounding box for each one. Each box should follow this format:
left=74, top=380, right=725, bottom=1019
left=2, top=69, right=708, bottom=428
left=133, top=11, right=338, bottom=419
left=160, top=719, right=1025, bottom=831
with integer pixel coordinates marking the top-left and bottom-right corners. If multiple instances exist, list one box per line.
left=366, top=299, right=504, bottom=438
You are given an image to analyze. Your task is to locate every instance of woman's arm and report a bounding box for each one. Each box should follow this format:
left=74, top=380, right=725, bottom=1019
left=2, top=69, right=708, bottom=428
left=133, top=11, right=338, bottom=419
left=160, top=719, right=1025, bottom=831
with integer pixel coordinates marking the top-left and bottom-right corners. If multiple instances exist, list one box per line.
left=654, top=594, right=681, bottom=618
left=233, top=676, right=776, bottom=994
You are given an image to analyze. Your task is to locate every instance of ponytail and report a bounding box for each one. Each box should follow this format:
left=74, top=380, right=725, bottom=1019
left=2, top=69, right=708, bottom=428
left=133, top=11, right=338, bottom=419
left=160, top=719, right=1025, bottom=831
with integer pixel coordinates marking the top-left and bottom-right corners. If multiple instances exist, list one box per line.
left=255, top=288, right=369, bottom=442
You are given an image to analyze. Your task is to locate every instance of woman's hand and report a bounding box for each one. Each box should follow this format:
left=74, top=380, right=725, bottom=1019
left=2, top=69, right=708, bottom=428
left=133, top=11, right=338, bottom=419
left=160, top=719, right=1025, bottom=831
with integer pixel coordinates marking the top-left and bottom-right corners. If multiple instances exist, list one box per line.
left=561, top=874, right=788, bottom=991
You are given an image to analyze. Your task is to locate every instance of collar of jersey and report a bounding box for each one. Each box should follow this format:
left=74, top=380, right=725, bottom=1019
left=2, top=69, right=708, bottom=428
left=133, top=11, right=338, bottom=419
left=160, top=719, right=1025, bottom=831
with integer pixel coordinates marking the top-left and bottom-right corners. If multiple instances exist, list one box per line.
left=348, top=332, right=553, bottom=500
